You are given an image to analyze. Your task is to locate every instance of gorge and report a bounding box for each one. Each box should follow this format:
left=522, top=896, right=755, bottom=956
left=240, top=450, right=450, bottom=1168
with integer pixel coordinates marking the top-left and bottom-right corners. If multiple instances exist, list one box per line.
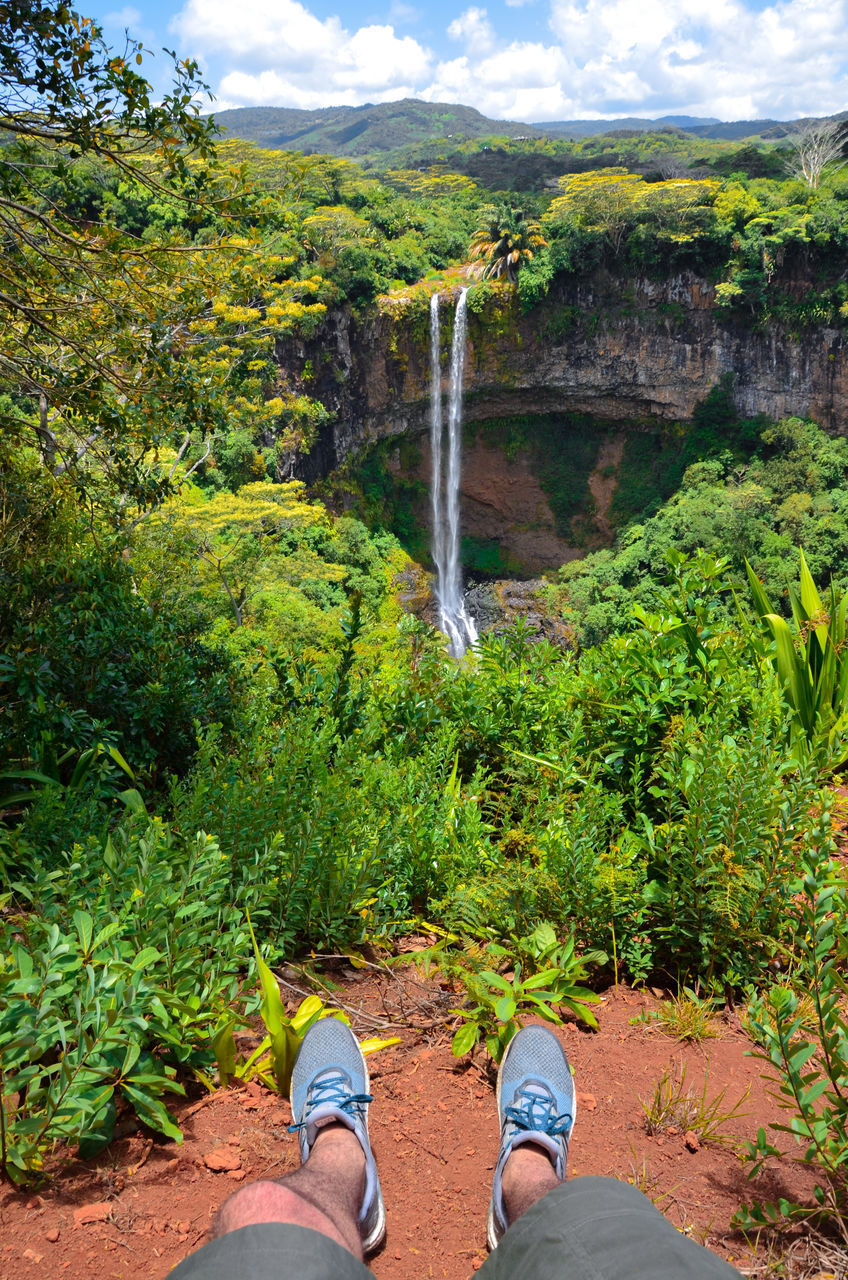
left=280, top=267, right=848, bottom=579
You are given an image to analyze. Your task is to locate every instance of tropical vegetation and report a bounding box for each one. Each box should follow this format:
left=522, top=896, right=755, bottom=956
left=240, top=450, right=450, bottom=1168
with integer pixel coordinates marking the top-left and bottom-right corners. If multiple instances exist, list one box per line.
left=1, top=2, right=848, bottom=1256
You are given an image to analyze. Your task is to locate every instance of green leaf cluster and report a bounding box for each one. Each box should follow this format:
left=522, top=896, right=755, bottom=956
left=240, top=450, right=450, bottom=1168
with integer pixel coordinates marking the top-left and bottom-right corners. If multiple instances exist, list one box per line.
left=450, top=922, right=601, bottom=1064
left=739, top=794, right=848, bottom=1243
left=746, top=550, right=848, bottom=763
left=0, top=822, right=252, bottom=1180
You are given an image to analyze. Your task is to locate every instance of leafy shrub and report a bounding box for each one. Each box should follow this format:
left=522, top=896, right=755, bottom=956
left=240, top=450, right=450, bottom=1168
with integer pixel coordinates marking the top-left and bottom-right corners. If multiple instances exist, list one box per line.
left=451, top=923, right=602, bottom=1063
left=740, top=795, right=848, bottom=1244
left=746, top=549, right=848, bottom=766
left=0, top=820, right=254, bottom=1180
left=1, top=550, right=237, bottom=784
left=171, top=719, right=384, bottom=953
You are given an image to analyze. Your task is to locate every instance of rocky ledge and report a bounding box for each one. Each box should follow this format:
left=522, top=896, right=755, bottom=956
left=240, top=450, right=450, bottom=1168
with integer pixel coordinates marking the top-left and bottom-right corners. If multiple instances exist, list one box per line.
left=278, top=268, right=847, bottom=481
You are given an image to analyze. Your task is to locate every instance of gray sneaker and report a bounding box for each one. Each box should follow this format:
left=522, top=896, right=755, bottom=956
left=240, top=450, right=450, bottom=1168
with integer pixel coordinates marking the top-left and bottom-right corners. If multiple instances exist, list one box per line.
left=487, top=1024, right=577, bottom=1250
left=289, top=1017, right=386, bottom=1254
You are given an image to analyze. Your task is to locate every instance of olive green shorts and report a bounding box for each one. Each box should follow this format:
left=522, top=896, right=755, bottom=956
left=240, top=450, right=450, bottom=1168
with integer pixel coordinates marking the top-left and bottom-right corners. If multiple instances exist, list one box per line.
left=170, top=1177, right=741, bottom=1280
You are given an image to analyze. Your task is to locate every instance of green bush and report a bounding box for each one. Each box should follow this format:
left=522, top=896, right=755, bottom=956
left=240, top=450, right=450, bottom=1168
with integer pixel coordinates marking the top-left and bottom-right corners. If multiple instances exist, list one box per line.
left=0, top=819, right=254, bottom=1180
left=171, top=717, right=385, bottom=952
left=739, top=793, right=848, bottom=1244
left=1, top=552, right=237, bottom=785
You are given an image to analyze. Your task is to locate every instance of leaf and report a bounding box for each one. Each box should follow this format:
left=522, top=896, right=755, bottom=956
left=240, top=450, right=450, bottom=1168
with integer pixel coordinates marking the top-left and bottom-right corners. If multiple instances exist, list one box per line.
left=237, top=1036, right=272, bottom=1081
left=532, top=922, right=557, bottom=954
left=77, top=1098, right=117, bottom=1160
left=360, top=1036, right=401, bottom=1055
left=246, top=912, right=296, bottom=1097
left=567, top=1001, right=599, bottom=1030
left=485, top=1032, right=504, bottom=1063
left=73, top=910, right=94, bottom=956
left=104, top=743, right=135, bottom=780
left=0, top=787, right=47, bottom=808
left=120, top=1042, right=142, bottom=1078
left=745, top=560, right=776, bottom=620
left=118, top=788, right=147, bottom=816
left=211, top=1019, right=237, bottom=1087
left=451, top=1021, right=478, bottom=1057
left=445, top=750, right=460, bottom=797
left=0, top=768, right=58, bottom=809
left=68, top=747, right=97, bottom=790
left=528, top=1000, right=562, bottom=1024
left=121, top=1085, right=183, bottom=1143
left=797, top=550, right=823, bottom=622
left=290, top=995, right=325, bottom=1032
left=91, top=920, right=123, bottom=951
left=479, top=970, right=511, bottom=992
left=521, top=968, right=564, bottom=991
left=494, top=996, right=517, bottom=1023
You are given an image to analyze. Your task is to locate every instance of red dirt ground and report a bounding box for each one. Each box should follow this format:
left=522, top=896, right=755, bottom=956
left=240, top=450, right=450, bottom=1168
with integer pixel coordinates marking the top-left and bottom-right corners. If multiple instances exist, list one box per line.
left=0, top=968, right=826, bottom=1280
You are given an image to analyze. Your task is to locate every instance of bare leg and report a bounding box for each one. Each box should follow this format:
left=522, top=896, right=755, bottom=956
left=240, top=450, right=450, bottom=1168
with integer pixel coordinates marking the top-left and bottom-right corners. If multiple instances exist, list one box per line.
left=501, top=1141, right=561, bottom=1227
left=211, top=1123, right=366, bottom=1259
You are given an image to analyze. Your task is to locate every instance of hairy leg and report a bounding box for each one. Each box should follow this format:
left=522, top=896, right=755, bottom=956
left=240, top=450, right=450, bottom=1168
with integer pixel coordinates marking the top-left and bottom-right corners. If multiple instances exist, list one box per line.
left=501, top=1142, right=561, bottom=1227
left=211, top=1123, right=366, bottom=1259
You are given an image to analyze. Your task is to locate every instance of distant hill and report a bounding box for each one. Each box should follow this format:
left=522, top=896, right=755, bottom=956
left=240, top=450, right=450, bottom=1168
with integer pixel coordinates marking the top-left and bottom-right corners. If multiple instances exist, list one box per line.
left=210, top=99, right=848, bottom=162
left=534, top=115, right=722, bottom=137
left=210, top=100, right=543, bottom=157
left=529, top=115, right=846, bottom=141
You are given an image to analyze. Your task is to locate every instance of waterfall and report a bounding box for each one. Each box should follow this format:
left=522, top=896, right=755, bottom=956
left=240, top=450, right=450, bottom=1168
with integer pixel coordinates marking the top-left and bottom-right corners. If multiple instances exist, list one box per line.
left=429, top=289, right=477, bottom=658
left=429, top=294, right=446, bottom=602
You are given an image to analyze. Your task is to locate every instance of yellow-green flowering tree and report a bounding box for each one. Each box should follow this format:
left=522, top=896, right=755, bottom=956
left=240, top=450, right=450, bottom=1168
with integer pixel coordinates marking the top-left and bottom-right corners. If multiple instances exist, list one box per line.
left=544, top=170, right=719, bottom=252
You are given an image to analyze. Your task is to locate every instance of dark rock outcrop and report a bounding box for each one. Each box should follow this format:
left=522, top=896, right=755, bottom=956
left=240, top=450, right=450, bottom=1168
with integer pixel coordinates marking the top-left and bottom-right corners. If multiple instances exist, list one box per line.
left=278, top=270, right=847, bottom=482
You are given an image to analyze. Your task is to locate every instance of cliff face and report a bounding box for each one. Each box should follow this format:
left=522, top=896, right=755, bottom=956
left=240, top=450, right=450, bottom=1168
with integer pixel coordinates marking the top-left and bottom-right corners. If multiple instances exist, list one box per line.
left=279, top=269, right=847, bottom=480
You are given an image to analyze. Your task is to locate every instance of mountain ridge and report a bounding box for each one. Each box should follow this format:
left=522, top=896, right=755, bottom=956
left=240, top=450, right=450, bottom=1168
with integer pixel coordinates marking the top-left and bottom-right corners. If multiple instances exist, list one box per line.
left=209, top=99, right=847, bottom=157
left=209, top=100, right=544, bottom=157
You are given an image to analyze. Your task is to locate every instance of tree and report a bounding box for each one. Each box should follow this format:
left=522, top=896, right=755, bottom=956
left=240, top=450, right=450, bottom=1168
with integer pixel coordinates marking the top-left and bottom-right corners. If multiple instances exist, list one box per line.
left=468, top=205, right=547, bottom=282
left=544, top=169, right=718, bottom=253
left=545, top=171, right=645, bottom=253
left=784, top=119, right=848, bottom=190
left=0, top=2, right=230, bottom=503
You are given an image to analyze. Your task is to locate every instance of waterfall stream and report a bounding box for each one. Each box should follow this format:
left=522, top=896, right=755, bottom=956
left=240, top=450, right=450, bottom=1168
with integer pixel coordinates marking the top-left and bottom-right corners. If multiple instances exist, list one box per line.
left=429, top=289, right=477, bottom=658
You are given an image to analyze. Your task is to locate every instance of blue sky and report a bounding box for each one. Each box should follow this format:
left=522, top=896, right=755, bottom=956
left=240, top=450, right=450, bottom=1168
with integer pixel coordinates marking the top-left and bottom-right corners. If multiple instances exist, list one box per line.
left=88, top=0, right=848, bottom=122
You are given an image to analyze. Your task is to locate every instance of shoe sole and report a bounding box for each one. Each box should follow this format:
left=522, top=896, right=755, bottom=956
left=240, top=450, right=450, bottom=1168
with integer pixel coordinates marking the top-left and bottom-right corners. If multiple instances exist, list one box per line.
left=350, top=1033, right=386, bottom=1256
left=486, top=1027, right=577, bottom=1251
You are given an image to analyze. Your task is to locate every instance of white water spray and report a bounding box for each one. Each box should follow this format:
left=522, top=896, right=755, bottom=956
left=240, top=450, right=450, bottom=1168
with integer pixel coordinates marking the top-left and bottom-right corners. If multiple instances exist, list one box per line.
left=429, top=289, right=477, bottom=658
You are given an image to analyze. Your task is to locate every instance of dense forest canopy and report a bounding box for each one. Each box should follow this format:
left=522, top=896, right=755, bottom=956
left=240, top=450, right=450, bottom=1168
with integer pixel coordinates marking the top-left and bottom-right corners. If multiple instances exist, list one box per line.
left=1, top=5, right=848, bottom=1244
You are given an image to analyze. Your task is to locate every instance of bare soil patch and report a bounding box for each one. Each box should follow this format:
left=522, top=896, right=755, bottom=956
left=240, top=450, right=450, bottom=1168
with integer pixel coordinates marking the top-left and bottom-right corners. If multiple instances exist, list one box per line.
left=0, top=975, right=821, bottom=1280
left=587, top=433, right=626, bottom=543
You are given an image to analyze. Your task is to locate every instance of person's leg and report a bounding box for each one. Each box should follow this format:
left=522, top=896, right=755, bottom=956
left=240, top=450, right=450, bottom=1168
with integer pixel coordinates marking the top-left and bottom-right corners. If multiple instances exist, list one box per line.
left=169, top=1018, right=384, bottom=1280
left=481, top=1024, right=741, bottom=1279
left=485, top=1175, right=743, bottom=1279
left=486, top=1023, right=577, bottom=1248
left=210, top=1122, right=366, bottom=1256
left=499, top=1140, right=560, bottom=1225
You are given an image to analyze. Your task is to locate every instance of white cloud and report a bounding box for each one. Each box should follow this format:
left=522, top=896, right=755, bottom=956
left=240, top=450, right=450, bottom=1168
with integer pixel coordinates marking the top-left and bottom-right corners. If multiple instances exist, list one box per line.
left=448, top=7, right=496, bottom=52
left=547, top=0, right=848, bottom=118
left=171, top=0, right=848, bottom=121
left=103, top=6, right=142, bottom=27
left=388, top=1, right=420, bottom=24
left=173, top=0, right=345, bottom=66
left=174, top=0, right=432, bottom=105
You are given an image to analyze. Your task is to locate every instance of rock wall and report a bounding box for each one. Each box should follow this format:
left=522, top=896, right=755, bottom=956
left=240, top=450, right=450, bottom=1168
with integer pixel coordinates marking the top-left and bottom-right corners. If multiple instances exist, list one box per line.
left=278, top=269, right=847, bottom=480
left=390, top=431, right=598, bottom=576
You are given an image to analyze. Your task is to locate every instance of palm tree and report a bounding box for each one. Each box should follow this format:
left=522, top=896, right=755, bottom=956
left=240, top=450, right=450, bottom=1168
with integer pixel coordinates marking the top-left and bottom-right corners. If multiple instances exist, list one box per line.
left=468, top=205, right=547, bottom=282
